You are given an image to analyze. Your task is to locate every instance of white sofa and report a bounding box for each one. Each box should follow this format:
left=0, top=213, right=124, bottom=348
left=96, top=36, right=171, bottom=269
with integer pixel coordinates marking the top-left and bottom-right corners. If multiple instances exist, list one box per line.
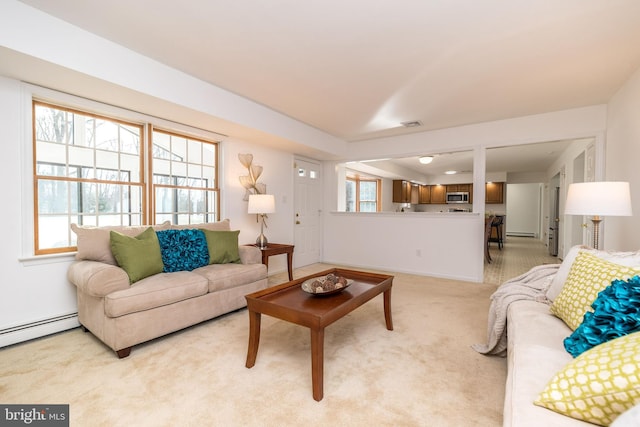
left=505, top=298, right=593, bottom=426
left=501, top=245, right=640, bottom=427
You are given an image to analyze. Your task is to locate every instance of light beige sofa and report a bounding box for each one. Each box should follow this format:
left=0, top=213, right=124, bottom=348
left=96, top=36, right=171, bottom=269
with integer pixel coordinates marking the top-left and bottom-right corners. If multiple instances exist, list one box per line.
left=505, top=299, right=593, bottom=426
left=503, top=246, right=640, bottom=427
left=67, top=219, right=267, bottom=358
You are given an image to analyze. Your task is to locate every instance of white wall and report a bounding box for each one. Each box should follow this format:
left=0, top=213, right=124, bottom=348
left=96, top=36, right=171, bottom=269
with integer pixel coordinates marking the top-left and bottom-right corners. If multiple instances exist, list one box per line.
left=0, top=76, right=80, bottom=346
left=506, top=184, right=541, bottom=237
left=323, top=212, right=484, bottom=282
left=605, top=66, right=640, bottom=251
left=221, top=138, right=295, bottom=273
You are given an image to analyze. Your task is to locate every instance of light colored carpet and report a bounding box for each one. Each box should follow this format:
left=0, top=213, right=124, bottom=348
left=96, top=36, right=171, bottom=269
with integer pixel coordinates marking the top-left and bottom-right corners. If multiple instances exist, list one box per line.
left=0, top=265, right=506, bottom=426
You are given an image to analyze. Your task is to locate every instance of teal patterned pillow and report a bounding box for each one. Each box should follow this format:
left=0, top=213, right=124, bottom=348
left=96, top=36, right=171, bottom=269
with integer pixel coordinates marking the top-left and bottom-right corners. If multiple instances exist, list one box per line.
left=156, top=229, right=209, bottom=272
left=564, top=275, right=640, bottom=357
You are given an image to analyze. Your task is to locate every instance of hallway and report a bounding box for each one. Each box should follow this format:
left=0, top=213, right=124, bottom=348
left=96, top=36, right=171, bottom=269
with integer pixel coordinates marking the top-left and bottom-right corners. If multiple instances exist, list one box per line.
left=484, top=236, right=561, bottom=286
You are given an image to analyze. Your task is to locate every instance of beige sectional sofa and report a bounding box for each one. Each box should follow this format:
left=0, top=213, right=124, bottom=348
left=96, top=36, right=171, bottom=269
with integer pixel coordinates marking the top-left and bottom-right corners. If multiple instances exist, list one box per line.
left=67, top=219, right=268, bottom=358
left=500, top=245, right=640, bottom=427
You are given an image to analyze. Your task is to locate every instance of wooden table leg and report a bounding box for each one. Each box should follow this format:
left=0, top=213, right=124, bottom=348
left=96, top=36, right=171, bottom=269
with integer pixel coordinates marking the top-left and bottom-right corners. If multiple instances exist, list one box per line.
left=245, top=310, right=261, bottom=368
left=383, top=288, right=393, bottom=331
left=310, top=327, right=325, bottom=401
left=286, top=250, right=294, bottom=281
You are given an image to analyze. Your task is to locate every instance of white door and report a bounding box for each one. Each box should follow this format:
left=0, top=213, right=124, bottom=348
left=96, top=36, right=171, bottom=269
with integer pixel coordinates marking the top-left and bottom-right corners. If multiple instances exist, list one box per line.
left=294, top=158, right=322, bottom=267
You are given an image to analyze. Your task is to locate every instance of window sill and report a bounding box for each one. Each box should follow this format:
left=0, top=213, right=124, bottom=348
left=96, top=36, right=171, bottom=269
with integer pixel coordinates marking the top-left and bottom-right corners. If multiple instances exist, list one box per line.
left=19, top=252, right=76, bottom=267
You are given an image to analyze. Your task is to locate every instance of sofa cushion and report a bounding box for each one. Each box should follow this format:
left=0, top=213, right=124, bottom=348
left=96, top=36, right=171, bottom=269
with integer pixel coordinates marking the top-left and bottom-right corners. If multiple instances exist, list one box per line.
left=110, top=228, right=165, bottom=284
left=170, top=219, right=231, bottom=232
left=564, top=275, right=640, bottom=358
left=105, top=271, right=208, bottom=318
left=202, top=229, right=241, bottom=264
left=547, top=245, right=640, bottom=302
left=505, top=300, right=592, bottom=427
left=505, top=301, right=575, bottom=426
left=612, top=404, right=640, bottom=426
left=194, top=263, right=267, bottom=292
left=550, top=251, right=640, bottom=330
left=72, top=221, right=171, bottom=265
left=156, top=229, right=210, bottom=272
left=535, top=331, right=640, bottom=426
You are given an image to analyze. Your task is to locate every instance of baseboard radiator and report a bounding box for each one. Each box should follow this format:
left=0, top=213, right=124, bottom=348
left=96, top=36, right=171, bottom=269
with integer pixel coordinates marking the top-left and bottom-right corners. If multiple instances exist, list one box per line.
left=0, top=313, right=79, bottom=348
left=505, top=232, right=538, bottom=238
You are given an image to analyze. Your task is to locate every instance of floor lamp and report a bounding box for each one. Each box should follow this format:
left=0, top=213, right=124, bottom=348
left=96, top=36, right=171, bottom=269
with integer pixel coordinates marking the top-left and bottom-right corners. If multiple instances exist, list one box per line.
left=248, top=194, right=276, bottom=249
left=564, top=181, right=632, bottom=249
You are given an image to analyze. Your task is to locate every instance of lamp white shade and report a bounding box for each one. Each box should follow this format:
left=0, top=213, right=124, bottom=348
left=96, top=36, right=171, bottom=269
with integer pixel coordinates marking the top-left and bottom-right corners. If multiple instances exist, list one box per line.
left=247, top=194, right=276, bottom=214
left=564, top=182, right=632, bottom=216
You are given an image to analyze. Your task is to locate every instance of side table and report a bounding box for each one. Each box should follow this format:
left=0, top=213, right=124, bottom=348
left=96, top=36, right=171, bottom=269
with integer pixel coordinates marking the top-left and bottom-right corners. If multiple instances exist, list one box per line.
left=246, top=243, right=295, bottom=281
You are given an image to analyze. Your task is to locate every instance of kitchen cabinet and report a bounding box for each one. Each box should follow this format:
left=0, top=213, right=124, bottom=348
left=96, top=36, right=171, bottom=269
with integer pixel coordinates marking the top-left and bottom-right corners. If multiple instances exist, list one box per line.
left=446, top=184, right=471, bottom=193
left=392, top=180, right=412, bottom=203
left=410, top=184, right=419, bottom=204
left=419, top=185, right=431, bottom=204
left=397, top=181, right=503, bottom=205
left=430, top=185, right=447, bottom=204
left=486, top=182, right=504, bottom=204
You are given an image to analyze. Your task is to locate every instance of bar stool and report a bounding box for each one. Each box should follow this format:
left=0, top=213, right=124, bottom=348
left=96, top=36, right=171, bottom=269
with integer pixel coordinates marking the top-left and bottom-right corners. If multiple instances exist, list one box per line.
left=490, top=215, right=504, bottom=250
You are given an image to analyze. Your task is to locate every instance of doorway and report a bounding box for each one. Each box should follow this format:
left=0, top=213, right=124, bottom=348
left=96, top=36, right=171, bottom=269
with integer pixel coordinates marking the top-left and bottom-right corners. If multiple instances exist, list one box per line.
left=293, top=158, right=322, bottom=267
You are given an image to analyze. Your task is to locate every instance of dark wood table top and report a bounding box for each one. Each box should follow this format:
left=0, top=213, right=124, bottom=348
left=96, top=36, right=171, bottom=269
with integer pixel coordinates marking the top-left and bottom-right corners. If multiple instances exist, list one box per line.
left=245, top=268, right=393, bottom=329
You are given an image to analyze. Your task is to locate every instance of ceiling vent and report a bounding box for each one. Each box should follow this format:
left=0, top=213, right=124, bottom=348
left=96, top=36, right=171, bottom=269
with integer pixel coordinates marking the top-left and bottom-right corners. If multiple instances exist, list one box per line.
left=400, top=120, right=422, bottom=128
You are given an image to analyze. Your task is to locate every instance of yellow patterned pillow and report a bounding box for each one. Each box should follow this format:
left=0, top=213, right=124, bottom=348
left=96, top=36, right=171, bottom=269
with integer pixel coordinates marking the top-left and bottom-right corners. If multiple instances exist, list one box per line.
left=535, top=331, right=640, bottom=425
left=550, top=251, right=640, bottom=330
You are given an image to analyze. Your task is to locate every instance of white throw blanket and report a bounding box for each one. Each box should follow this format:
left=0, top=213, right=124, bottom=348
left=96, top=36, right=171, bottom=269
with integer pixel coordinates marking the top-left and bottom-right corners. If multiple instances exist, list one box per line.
left=472, top=264, right=560, bottom=357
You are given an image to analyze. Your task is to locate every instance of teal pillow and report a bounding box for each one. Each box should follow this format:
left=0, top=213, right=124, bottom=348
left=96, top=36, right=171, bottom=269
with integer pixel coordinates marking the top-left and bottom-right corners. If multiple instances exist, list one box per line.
left=155, top=229, right=209, bottom=272
left=564, top=275, right=640, bottom=357
left=201, top=230, right=241, bottom=264
left=110, top=227, right=164, bottom=283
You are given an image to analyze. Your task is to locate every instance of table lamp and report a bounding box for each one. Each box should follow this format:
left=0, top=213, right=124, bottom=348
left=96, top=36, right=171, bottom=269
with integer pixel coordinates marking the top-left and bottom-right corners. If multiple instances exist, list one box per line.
left=248, top=194, right=276, bottom=249
left=564, top=181, right=632, bottom=249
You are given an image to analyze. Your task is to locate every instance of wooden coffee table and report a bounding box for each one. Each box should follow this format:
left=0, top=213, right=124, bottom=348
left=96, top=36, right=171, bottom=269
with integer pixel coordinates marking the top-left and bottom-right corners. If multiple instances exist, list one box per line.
left=244, top=268, right=393, bottom=401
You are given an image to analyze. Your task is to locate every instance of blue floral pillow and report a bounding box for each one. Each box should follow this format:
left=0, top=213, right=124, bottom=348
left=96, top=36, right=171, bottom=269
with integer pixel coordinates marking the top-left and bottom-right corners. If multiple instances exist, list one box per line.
left=564, top=275, right=640, bottom=358
left=155, top=229, right=209, bottom=272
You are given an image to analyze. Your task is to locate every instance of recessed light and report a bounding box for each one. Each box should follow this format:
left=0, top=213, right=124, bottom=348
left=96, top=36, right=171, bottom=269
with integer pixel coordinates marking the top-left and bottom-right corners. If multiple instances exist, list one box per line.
left=401, top=120, right=423, bottom=128
left=444, top=170, right=457, bottom=175
left=418, top=156, right=433, bottom=164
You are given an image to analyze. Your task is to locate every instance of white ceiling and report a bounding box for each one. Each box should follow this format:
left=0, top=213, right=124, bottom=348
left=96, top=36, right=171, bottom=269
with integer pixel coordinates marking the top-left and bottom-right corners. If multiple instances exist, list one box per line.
left=9, top=1, right=640, bottom=178
left=17, top=0, right=640, bottom=144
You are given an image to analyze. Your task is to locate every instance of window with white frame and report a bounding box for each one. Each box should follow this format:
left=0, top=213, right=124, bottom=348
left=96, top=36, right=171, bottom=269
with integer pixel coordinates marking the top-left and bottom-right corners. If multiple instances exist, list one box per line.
left=33, top=101, right=219, bottom=255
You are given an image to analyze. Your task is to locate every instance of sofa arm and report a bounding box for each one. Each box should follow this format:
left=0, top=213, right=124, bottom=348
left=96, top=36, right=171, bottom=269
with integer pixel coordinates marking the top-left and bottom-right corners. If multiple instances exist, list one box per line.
left=239, top=245, right=262, bottom=265
left=67, top=260, right=130, bottom=297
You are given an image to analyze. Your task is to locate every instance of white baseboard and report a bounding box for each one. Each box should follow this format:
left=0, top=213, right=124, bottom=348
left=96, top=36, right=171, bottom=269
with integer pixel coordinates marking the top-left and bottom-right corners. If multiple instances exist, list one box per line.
left=506, top=232, right=537, bottom=238
left=0, top=313, right=80, bottom=348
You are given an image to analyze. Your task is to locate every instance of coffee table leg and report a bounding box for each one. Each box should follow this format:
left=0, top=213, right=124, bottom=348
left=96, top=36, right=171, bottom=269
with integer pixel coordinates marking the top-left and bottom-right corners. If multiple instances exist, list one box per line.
left=310, top=327, right=324, bottom=401
left=245, top=310, right=261, bottom=368
left=287, top=250, right=294, bottom=281
left=383, top=288, right=393, bottom=331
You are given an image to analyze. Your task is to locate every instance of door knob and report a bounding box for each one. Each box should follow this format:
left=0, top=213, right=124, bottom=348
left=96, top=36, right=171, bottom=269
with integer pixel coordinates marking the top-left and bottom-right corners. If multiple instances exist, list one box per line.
left=296, top=220, right=301, bottom=224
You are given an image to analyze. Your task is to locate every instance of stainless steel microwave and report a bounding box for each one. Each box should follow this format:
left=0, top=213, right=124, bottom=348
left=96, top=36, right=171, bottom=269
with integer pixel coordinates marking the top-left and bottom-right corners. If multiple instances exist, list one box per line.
left=446, top=192, right=469, bottom=204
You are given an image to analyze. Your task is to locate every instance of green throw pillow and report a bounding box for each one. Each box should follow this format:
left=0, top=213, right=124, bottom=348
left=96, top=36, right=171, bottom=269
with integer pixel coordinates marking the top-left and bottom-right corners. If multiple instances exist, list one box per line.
left=202, top=230, right=241, bottom=264
left=110, top=227, right=164, bottom=284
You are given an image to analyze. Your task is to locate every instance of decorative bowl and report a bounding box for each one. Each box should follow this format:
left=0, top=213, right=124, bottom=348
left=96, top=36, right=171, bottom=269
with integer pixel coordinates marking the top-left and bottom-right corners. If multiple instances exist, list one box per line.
left=301, top=273, right=353, bottom=296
